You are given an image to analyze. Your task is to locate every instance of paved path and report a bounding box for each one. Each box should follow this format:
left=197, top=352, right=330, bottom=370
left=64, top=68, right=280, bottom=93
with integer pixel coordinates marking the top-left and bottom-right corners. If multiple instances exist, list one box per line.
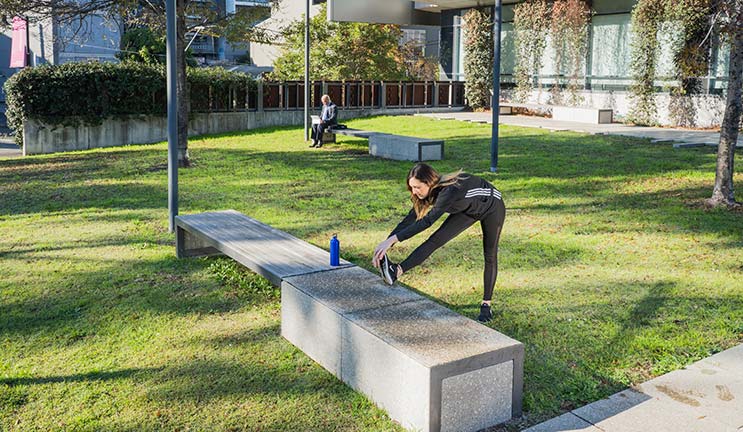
left=416, top=112, right=743, bottom=149
left=0, top=136, right=21, bottom=159
left=524, top=344, right=743, bottom=432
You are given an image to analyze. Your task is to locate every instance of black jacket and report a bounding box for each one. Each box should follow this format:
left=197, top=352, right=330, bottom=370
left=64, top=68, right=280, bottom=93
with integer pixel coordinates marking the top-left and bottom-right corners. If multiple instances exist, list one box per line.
left=390, top=174, right=503, bottom=242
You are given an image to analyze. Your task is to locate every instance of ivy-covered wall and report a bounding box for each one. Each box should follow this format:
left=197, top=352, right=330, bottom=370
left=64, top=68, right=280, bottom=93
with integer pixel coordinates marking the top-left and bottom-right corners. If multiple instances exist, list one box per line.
left=441, top=0, right=731, bottom=92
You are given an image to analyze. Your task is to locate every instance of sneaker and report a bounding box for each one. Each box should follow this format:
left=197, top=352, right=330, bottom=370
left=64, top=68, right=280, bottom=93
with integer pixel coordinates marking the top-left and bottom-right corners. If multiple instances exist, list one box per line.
left=309, top=141, right=318, bottom=147
left=477, top=303, right=493, bottom=323
left=379, top=255, right=398, bottom=285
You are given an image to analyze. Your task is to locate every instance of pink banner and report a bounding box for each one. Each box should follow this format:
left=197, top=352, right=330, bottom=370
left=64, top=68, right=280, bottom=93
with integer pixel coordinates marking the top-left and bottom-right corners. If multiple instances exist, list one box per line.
left=10, top=16, right=28, bottom=68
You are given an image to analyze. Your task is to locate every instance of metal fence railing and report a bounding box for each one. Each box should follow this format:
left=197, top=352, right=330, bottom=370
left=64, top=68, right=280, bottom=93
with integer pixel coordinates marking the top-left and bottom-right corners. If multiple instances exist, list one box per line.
left=190, top=80, right=466, bottom=113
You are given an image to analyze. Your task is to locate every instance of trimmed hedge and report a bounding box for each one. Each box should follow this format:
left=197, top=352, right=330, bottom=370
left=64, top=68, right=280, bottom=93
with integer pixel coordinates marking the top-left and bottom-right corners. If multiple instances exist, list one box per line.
left=4, top=62, right=255, bottom=145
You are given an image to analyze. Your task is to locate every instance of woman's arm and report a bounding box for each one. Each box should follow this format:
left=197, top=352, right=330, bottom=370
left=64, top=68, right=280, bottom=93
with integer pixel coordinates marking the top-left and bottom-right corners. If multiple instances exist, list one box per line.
left=389, top=207, right=417, bottom=238
left=394, top=189, right=452, bottom=242
left=372, top=234, right=398, bottom=267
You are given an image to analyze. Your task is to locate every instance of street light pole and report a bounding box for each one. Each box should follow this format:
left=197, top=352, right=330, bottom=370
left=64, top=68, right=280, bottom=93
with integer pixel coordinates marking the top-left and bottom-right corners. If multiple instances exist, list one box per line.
left=490, top=0, right=502, bottom=173
left=304, top=0, right=310, bottom=142
left=166, top=0, right=178, bottom=232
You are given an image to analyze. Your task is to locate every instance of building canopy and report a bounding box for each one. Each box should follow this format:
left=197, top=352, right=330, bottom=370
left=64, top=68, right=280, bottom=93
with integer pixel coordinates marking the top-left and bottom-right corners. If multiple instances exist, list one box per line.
left=327, top=0, right=519, bottom=25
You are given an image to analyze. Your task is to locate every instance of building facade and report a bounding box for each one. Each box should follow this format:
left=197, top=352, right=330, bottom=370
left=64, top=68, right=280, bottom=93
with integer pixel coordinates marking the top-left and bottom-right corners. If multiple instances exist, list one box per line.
left=430, top=0, right=732, bottom=126
left=438, top=0, right=731, bottom=92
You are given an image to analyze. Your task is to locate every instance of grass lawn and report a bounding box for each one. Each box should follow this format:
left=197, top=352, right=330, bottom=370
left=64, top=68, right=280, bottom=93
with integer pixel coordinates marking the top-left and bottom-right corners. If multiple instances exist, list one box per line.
left=1, top=115, right=742, bottom=431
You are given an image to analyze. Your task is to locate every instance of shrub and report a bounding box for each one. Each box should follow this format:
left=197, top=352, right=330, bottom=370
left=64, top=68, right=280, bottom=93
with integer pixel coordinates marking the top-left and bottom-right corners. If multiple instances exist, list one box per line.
left=3, top=62, right=254, bottom=145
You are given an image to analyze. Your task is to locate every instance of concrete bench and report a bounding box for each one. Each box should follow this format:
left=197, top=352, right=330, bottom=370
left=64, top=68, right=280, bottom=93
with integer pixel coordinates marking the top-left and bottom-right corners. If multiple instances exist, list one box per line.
left=551, top=106, right=613, bottom=124
left=499, top=102, right=613, bottom=124
left=329, top=127, right=379, bottom=139
left=369, top=133, right=444, bottom=162
left=175, top=210, right=354, bottom=285
left=175, top=210, right=524, bottom=432
left=325, top=126, right=444, bottom=162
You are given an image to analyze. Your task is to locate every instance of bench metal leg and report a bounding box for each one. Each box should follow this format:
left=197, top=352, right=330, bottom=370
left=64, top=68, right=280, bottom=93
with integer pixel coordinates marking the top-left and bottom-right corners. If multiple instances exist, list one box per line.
left=176, top=226, right=222, bottom=258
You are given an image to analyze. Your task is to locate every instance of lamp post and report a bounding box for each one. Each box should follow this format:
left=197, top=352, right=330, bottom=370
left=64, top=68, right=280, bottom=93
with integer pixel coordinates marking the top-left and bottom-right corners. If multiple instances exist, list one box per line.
left=166, top=0, right=178, bottom=232
left=490, top=0, right=502, bottom=173
left=304, top=0, right=310, bottom=141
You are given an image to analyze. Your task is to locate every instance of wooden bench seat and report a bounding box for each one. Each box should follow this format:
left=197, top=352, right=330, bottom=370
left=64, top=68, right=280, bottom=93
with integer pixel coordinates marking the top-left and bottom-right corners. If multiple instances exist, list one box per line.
left=175, top=210, right=523, bottom=432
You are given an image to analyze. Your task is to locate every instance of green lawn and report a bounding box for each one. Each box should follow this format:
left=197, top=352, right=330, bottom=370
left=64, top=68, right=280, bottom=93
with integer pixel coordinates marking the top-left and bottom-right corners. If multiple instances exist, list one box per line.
left=1, top=115, right=741, bottom=431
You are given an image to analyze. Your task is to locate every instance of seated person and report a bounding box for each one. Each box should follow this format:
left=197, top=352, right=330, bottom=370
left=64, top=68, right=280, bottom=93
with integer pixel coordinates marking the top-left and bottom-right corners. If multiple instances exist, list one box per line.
left=310, top=94, right=337, bottom=148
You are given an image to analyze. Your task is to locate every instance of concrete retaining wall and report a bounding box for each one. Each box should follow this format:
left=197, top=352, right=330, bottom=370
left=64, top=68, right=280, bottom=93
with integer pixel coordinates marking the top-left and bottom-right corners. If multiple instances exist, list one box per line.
left=22, top=106, right=465, bottom=155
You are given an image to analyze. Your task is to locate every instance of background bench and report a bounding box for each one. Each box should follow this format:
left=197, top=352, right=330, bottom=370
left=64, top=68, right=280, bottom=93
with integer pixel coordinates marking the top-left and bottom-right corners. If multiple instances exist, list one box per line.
left=176, top=210, right=523, bottom=432
left=499, top=102, right=613, bottom=124
left=326, top=126, right=444, bottom=162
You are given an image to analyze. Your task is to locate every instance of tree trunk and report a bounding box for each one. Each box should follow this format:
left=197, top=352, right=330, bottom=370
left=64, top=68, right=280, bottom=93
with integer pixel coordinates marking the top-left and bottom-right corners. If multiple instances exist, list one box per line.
left=176, top=0, right=191, bottom=168
left=708, top=25, right=743, bottom=208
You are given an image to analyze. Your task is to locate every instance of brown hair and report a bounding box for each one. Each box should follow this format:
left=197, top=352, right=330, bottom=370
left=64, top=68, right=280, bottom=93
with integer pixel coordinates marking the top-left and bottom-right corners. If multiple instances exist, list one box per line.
left=407, top=163, right=466, bottom=220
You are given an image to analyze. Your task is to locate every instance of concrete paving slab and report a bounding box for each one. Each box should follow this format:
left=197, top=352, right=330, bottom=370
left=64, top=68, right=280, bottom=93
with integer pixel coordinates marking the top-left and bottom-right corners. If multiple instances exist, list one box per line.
left=527, top=344, right=743, bottom=432
left=635, top=367, right=743, bottom=429
left=691, top=345, right=743, bottom=375
left=522, top=412, right=601, bottom=432
left=416, top=112, right=743, bottom=149
left=572, top=389, right=734, bottom=432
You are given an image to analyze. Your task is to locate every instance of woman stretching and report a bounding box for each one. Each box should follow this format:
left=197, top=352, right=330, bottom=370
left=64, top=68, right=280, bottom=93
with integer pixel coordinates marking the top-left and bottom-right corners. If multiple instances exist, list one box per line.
left=372, top=163, right=506, bottom=323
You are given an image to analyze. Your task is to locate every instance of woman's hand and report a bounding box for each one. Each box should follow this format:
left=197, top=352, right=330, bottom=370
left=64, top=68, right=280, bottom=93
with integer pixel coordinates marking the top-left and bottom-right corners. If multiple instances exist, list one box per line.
left=372, top=235, right=398, bottom=268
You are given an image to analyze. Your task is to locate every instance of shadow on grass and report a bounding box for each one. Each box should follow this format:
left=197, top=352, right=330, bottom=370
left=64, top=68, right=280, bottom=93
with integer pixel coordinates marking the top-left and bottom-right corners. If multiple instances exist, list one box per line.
left=0, top=253, right=277, bottom=338
left=439, top=278, right=743, bottom=427
left=0, top=368, right=162, bottom=387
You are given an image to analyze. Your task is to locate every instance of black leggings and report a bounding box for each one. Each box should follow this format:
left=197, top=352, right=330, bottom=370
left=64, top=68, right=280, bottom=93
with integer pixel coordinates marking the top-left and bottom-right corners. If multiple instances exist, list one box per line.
left=399, top=201, right=505, bottom=301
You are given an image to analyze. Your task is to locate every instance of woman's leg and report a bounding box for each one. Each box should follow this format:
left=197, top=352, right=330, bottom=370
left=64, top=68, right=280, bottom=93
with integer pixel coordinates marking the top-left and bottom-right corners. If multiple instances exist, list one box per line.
left=481, top=201, right=506, bottom=302
left=399, top=213, right=477, bottom=273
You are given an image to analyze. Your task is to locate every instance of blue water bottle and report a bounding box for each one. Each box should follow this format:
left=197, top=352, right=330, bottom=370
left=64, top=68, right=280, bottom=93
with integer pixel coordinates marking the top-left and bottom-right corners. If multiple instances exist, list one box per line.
left=330, top=234, right=340, bottom=266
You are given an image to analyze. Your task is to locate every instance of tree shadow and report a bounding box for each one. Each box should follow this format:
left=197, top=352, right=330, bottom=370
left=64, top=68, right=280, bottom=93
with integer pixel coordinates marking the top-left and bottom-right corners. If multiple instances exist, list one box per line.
left=438, top=278, right=743, bottom=428
left=0, top=368, right=162, bottom=387
left=0, top=252, right=277, bottom=339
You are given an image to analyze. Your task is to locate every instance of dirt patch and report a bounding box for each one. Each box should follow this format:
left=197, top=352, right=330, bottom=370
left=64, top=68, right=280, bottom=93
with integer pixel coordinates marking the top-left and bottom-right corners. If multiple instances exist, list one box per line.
left=716, top=385, right=735, bottom=402
left=655, top=385, right=701, bottom=407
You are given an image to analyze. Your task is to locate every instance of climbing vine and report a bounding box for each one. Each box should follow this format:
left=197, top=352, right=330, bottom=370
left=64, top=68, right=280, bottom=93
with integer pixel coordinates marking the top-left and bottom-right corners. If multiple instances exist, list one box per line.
left=462, top=8, right=494, bottom=110
left=627, top=0, right=666, bottom=125
left=550, top=0, right=592, bottom=106
left=513, top=0, right=551, bottom=103
left=628, top=0, right=712, bottom=126
left=667, top=0, right=712, bottom=127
